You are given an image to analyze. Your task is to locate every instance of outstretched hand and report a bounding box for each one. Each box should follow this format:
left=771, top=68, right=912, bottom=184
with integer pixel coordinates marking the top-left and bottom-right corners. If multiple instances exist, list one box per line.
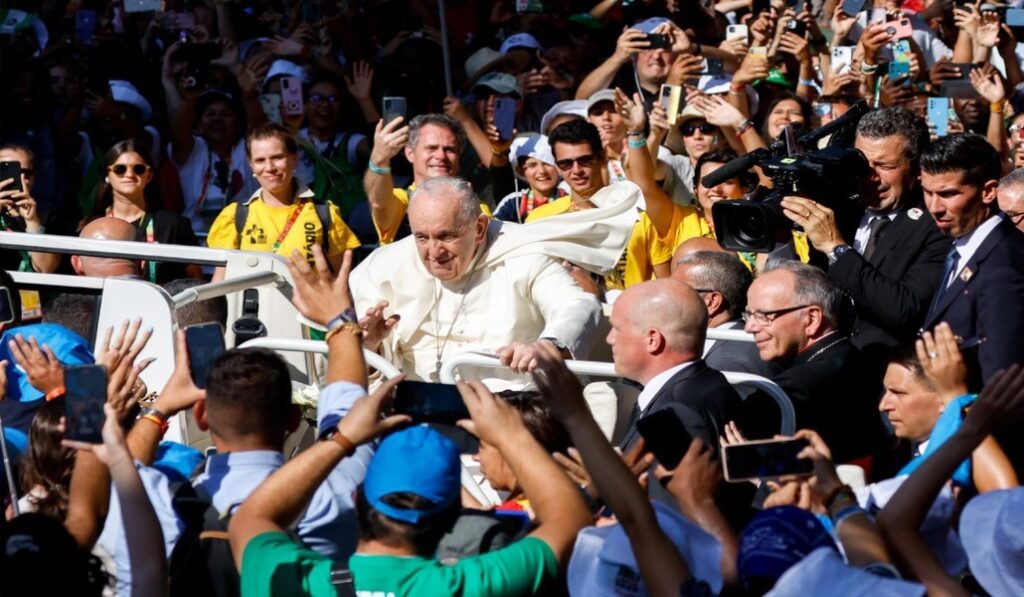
left=286, top=246, right=355, bottom=326
left=337, top=375, right=411, bottom=446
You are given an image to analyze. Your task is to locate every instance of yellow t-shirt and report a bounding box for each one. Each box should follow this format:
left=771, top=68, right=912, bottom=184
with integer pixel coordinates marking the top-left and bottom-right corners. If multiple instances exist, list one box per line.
left=375, top=185, right=493, bottom=245
left=207, top=190, right=360, bottom=263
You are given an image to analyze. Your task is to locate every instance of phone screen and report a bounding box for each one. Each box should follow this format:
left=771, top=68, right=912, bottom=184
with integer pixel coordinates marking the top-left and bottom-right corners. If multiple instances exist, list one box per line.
left=722, top=438, right=812, bottom=482
left=0, top=288, right=14, bottom=324
left=636, top=408, right=693, bottom=469
left=393, top=380, right=469, bottom=425
left=493, top=98, right=517, bottom=139
left=185, top=323, right=226, bottom=389
left=703, top=58, right=724, bottom=77
left=76, top=10, right=97, bottom=43
left=65, top=365, right=109, bottom=444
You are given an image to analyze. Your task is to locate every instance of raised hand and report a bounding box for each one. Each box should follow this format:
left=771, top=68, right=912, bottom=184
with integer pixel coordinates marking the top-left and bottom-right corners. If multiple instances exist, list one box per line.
left=344, top=61, right=374, bottom=101
left=336, top=375, right=411, bottom=445
left=286, top=246, right=355, bottom=326
left=614, top=88, right=647, bottom=133
left=370, top=115, right=410, bottom=164
left=613, top=28, right=652, bottom=64
left=8, top=334, right=65, bottom=395
left=359, top=300, right=400, bottom=351
left=456, top=379, right=529, bottom=447
left=915, top=322, right=969, bottom=403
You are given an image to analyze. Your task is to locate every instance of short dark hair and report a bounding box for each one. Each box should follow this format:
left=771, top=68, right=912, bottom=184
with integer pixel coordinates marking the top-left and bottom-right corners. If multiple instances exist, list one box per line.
left=245, top=122, right=299, bottom=156
left=886, top=345, right=933, bottom=390
left=920, top=133, right=1002, bottom=188
left=163, top=278, right=228, bottom=327
left=494, top=390, right=571, bottom=454
left=42, top=294, right=97, bottom=341
left=204, top=348, right=292, bottom=440
left=355, top=487, right=461, bottom=557
left=548, top=119, right=603, bottom=158
left=677, top=251, right=752, bottom=320
left=857, top=107, right=930, bottom=163
left=0, top=142, right=36, bottom=168
left=408, top=113, right=467, bottom=154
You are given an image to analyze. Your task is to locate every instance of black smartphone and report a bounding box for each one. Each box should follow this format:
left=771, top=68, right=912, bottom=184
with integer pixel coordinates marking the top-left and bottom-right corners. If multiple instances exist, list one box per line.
left=645, top=33, right=670, bottom=50
left=841, top=0, right=867, bottom=15
left=393, top=380, right=470, bottom=425
left=185, top=322, right=226, bottom=389
left=65, top=364, right=108, bottom=444
left=0, top=288, right=15, bottom=325
left=702, top=57, right=725, bottom=77
left=382, top=96, right=407, bottom=124
left=0, top=161, right=23, bottom=193
left=785, top=18, right=807, bottom=38
left=493, top=97, right=517, bottom=139
left=722, top=438, right=812, bottom=482
left=636, top=408, right=693, bottom=469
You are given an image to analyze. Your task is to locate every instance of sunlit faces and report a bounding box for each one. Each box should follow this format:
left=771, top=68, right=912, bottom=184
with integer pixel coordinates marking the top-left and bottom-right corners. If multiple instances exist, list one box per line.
left=681, top=119, right=717, bottom=160
left=743, top=269, right=815, bottom=364
left=519, top=157, right=559, bottom=195
left=997, top=183, right=1024, bottom=232
left=605, top=292, right=646, bottom=380
left=922, top=170, right=998, bottom=238
left=696, top=161, right=743, bottom=233
left=408, top=192, right=488, bottom=282
left=766, top=99, right=805, bottom=139
left=107, top=151, right=153, bottom=198
left=552, top=141, right=603, bottom=197
left=878, top=363, right=943, bottom=442
left=473, top=440, right=517, bottom=492
left=248, top=136, right=298, bottom=194
left=587, top=100, right=625, bottom=147
left=405, top=123, right=460, bottom=181
left=636, top=49, right=672, bottom=83
left=854, top=134, right=916, bottom=213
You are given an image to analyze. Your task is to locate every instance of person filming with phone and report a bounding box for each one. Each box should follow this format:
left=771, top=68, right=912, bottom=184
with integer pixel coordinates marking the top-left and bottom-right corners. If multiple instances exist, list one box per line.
left=0, top=143, right=60, bottom=274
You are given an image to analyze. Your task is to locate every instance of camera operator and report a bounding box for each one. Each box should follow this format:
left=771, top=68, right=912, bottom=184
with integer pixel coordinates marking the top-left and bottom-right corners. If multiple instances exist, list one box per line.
left=778, top=108, right=950, bottom=365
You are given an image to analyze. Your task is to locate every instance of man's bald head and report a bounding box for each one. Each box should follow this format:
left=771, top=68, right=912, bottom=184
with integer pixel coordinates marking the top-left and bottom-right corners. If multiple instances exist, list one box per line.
left=671, top=236, right=728, bottom=273
left=607, top=279, right=708, bottom=382
left=73, top=217, right=140, bottom=278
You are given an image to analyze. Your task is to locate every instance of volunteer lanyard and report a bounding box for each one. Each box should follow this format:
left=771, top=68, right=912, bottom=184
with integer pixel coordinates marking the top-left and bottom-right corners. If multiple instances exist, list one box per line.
left=271, top=198, right=308, bottom=252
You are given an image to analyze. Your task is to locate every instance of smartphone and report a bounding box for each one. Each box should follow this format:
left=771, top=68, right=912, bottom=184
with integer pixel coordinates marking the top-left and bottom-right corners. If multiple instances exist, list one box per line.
left=891, top=39, right=912, bottom=63
left=888, top=61, right=911, bottom=82
left=76, top=9, right=97, bottom=43
left=884, top=18, right=913, bottom=39
left=185, top=322, right=226, bottom=390
left=64, top=365, right=108, bottom=444
left=393, top=380, right=470, bottom=425
left=302, top=0, right=323, bottom=24
left=722, top=438, right=812, bottom=482
left=259, top=93, right=283, bottom=124
left=1008, top=8, right=1024, bottom=30
left=382, top=96, right=407, bottom=124
left=0, top=161, right=23, bottom=193
left=726, top=24, right=748, bottom=42
left=0, top=288, right=14, bottom=325
left=123, top=0, right=162, bottom=13
left=164, top=11, right=197, bottom=31
left=493, top=97, right=517, bottom=140
left=659, top=84, right=682, bottom=125
left=788, top=0, right=805, bottom=12
left=280, top=76, right=304, bottom=117
left=785, top=18, right=807, bottom=38
left=636, top=408, right=693, bottom=469
left=928, top=97, right=950, bottom=137
left=645, top=33, right=670, bottom=50
left=515, top=0, right=546, bottom=13
left=750, top=46, right=769, bottom=60
left=831, top=46, right=854, bottom=73
left=841, top=0, right=868, bottom=17
left=702, top=57, right=725, bottom=77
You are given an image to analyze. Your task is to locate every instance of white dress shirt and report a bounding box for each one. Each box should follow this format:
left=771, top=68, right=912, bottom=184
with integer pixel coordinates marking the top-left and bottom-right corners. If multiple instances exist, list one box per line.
left=852, top=210, right=899, bottom=254
left=636, top=360, right=697, bottom=412
left=945, top=214, right=1005, bottom=288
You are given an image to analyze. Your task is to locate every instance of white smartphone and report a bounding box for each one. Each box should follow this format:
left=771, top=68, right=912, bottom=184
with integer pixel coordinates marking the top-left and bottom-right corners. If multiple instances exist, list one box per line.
left=726, top=24, right=749, bottom=42
left=259, top=93, right=283, bottom=124
left=831, top=46, right=854, bottom=74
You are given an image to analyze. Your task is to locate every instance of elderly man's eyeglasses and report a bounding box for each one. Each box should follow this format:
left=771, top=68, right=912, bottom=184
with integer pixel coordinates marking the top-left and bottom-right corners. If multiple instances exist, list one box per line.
left=741, top=305, right=811, bottom=325
left=555, top=155, right=597, bottom=171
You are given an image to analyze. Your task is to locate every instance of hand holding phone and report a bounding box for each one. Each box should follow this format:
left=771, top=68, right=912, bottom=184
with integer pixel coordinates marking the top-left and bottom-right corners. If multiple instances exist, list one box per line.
left=382, top=96, right=407, bottom=124
left=185, top=323, right=226, bottom=389
left=0, top=161, right=24, bottom=194
left=393, top=380, right=470, bottom=425
left=64, top=365, right=109, bottom=444
left=659, top=84, right=682, bottom=125
left=645, top=33, right=670, bottom=50
left=722, top=438, right=813, bottom=482
left=493, top=97, right=517, bottom=140
left=928, top=97, right=950, bottom=137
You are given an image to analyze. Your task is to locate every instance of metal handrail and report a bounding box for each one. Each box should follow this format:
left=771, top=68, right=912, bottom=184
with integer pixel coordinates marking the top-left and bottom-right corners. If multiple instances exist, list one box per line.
left=706, top=327, right=755, bottom=343
left=1, top=231, right=233, bottom=266
left=172, top=271, right=289, bottom=307
left=237, top=337, right=402, bottom=380
left=10, top=271, right=105, bottom=289
left=440, top=353, right=795, bottom=435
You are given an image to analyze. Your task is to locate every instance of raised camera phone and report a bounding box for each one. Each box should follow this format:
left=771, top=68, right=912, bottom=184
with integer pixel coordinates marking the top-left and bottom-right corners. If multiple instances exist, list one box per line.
left=831, top=46, right=854, bottom=73
left=382, top=96, right=407, bottom=124
left=726, top=25, right=748, bottom=42
left=393, top=380, right=469, bottom=425
left=722, top=438, right=812, bottom=482
left=885, top=17, right=913, bottom=39
left=1008, top=8, right=1024, bottom=31
left=785, top=18, right=807, bottom=38
left=280, top=76, right=304, bottom=117
left=888, top=61, right=911, bottom=82
left=841, top=0, right=868, bottom=16
left=749, top=46, right=769, bottom=60
left=0, top=288, right=14, bottom=325
left=659, top=84, right=682, bottom=125
left=164, top=11, right=197, bottom=31
left=891, top=39, right=912, bottom=63
left=645, top=33, right=670, bottom=50
left=493, top=97, right=517, bottom=139
left=123, top=0, right=162, bottom=13
left=702, top=57, right=725, bottom=77
left=64, top=365, right=108, bottom=444
left=0, top=161, right=23, bottom=193
left=76, top=9, right=97, bottom=43
left=928, top=97, right=950, bottom=137
left=259, top=93, right=283, bottom=124
left=185, top=323, right=226, bottom=389
left=636, top=408, right=693, bottom=469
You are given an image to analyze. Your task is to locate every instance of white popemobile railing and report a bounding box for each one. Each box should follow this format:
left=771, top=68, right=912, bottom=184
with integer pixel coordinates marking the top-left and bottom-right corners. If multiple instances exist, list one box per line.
left=237, top=337, right=402, bottom=380
left=706, top=327, right=756, bottom=342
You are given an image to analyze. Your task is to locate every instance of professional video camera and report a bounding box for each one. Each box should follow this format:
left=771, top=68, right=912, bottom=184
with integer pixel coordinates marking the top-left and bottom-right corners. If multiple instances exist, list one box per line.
left=707, top=102, right=871, bottom=253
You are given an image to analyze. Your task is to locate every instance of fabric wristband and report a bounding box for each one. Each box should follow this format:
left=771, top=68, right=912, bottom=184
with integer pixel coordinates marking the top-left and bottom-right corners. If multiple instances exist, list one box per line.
left=627, top=138, right=647, bottom=148
left=367, top=161, right=391, bottom=175
left=734, top=119, right=753, bottom=138
left=140, top=414, right=169, bottom=435
left=45, top=386, right=66, bottom=401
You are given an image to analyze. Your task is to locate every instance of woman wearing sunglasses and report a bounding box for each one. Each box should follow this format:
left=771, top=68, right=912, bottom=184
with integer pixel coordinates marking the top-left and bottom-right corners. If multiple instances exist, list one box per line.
left=90, top=139, right=200, bottom=283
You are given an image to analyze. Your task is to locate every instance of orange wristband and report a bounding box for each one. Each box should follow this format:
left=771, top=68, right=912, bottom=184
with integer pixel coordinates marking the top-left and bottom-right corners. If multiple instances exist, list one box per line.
left=141, top=414, right=169, bottom=435
left=332, top=431, right=356, bottom=454
left=45, top=386, right=66, bottom=401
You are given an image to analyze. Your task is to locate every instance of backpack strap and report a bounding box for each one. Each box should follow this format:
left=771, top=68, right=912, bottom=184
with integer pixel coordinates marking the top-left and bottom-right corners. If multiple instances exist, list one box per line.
left=233, top=201, right=250, bottom=249
left=314, top=199, right=331, bottom=255
left=329, top=560, right=357, bottom=597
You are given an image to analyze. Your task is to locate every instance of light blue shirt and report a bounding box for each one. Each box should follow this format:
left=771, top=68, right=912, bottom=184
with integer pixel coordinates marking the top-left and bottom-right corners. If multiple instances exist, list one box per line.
left=98, top=380, right=370, bottom=595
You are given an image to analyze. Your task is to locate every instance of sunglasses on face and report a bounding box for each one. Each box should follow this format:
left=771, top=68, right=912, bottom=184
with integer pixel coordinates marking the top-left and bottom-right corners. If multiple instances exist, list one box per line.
left=109, top=164, right=150, bottom=176
left=555, top=154, right=597, bottom=171
left=681, top=123, right=716, bottom=136
left=309, top=93, right=342, bottom=105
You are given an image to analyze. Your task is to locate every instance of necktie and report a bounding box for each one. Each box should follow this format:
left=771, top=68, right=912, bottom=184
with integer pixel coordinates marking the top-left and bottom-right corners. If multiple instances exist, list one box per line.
left=928, top=248, right=961, bottom=314
left=862, top=216, right=891, bottom=261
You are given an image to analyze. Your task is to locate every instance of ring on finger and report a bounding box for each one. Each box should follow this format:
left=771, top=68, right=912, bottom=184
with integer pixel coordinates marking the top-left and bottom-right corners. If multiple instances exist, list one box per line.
left=928, top=351, right=938, bottom=359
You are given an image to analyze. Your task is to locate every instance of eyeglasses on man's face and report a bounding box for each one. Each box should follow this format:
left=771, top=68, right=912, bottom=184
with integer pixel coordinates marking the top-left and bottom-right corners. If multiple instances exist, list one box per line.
left=741, top=304, right=811, bottom=326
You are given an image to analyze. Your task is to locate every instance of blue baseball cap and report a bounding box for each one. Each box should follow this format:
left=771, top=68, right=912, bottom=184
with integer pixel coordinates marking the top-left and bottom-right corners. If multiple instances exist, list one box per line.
left=738, top=506, right=838, bottom=587
left=1, top=324, right=95, bottom=403
left=501, top=33, right=543, bottom=54
left=633, top=17, right=671, bottom=34
left=363, top=426, right=460, bottom=524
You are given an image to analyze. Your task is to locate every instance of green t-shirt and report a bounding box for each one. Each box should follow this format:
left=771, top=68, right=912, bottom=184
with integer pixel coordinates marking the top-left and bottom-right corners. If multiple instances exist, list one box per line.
left=240, top=531, right=558, bottom=597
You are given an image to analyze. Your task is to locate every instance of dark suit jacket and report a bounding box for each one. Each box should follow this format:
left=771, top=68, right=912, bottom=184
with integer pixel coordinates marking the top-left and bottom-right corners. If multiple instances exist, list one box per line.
left=704, top=322, right=778, bottom=380
left=620, top=359, right=743, bottom=452
left=923, top=217, right=1024, bottom=385
left=829, top=203, right=950, bottom=354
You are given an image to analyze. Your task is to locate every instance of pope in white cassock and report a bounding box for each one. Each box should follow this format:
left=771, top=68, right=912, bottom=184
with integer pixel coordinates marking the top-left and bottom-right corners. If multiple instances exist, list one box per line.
left=349, top=176, right=641, bottom=382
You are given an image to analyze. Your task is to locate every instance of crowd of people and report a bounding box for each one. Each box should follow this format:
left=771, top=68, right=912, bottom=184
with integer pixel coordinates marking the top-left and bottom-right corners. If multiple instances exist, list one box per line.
left=2, top=0, right=1024, bottom=595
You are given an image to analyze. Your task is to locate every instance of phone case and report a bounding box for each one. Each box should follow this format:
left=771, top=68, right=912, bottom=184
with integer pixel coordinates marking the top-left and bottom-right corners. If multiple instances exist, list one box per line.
left=382, top=97, right=407, bottom=124
left=259, top=94, right=283, bottom=124
left=841, top=0, right=867, bottom=16
left=885, top=18, right=913, bottom=39
left=76, top=10, right=97, bottom=42
left=888, top=61, right=910, bottom=82
left=493, top=98, right=516, bottom=139
left=831, top=46, right=853, bottom=73
left=281, top=77, right=304, bottom=117
left=928, top=97, right=950, bottom=137
left=726, top=25, right=748, bottom=41
left=1009, top=9, right=1024, bottom=27
left=659, top=84, right=682, bottom=125
left=750, top=46, right=769, bottom=59
left=891, top=40, right=912, bottom=63
left=721, top=438, right=812, bottom=482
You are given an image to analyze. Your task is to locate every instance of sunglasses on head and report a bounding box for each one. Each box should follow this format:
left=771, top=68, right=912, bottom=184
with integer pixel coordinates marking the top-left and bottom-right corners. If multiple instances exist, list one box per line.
left=555, top=154, right=597, bottom=171
left=109, top=164, right=150, bottom=176
left=681, top=122, right=716, bottom=136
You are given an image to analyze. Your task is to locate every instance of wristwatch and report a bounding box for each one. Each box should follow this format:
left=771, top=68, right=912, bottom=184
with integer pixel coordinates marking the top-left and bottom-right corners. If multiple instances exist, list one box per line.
left=828, top=244, right=853, bottom=265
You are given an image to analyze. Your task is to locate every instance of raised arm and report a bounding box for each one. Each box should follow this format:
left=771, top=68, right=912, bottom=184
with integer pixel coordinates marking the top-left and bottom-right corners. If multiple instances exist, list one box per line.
left=576, top=29, right=651, bottom=99
left=615, top=88, right=676, bottom=237
left=364, top=117, right=410, bottom=241
left=529, top=345, right=692, bottom=592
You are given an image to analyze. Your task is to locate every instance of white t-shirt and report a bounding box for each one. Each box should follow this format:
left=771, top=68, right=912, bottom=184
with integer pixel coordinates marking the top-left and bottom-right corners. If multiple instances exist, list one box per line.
left=168, top=135, right=258, bottom=239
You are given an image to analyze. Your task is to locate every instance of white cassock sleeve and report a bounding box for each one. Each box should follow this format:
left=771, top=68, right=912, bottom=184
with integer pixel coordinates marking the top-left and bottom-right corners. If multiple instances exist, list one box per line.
left=527, top=257, right=602, bottom=359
